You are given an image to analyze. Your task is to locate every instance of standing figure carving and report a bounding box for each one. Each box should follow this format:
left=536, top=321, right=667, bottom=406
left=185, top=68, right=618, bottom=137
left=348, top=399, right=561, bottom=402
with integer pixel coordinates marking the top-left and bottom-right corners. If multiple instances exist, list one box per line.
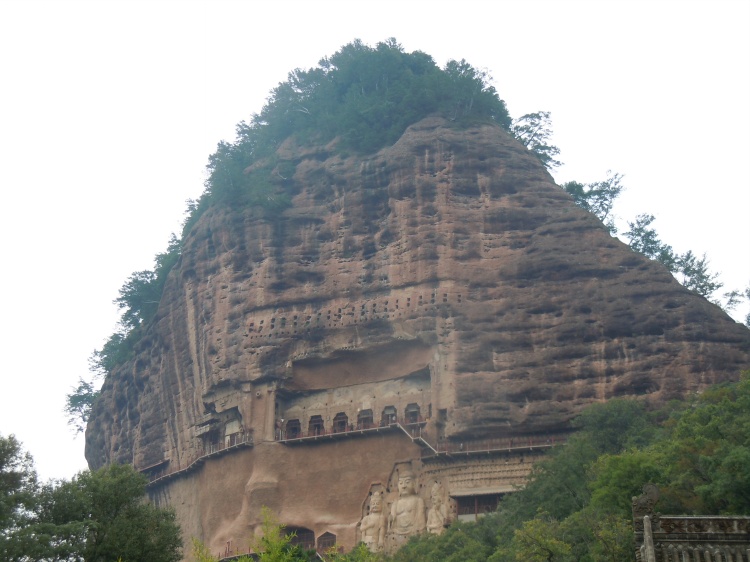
left=426, top=482, right=448, bottom=534
left=359, top=490, right=386, bottom=552
left=386, top=468, right=426, bottom=551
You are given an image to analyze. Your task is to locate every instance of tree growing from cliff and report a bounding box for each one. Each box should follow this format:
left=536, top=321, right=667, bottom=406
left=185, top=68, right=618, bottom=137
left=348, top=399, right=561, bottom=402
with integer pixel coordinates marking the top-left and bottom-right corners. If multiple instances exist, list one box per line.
left=560, top=178, right=736, bottom=306
left=511, top=111, right=562, bottom=170
left=624, top=214, right=725, bottom=300
left=114, top=233, right=181, bottom=331
left=561, top=171, right=624, bottom=234
left=675, top=250, right=723, bottom=299
left=65, top=234, right=182, bottom=433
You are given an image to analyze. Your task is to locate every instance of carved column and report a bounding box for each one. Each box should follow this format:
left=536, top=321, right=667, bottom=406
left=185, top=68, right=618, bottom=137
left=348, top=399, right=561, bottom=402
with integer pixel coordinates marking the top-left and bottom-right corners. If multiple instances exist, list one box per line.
left=264, top=385, right=277, bottom=442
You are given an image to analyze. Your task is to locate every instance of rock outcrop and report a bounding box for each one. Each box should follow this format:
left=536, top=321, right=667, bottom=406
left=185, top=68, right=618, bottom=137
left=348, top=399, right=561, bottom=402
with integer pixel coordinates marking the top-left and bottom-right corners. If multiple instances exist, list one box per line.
left=86, top=117, right=750, bottom=557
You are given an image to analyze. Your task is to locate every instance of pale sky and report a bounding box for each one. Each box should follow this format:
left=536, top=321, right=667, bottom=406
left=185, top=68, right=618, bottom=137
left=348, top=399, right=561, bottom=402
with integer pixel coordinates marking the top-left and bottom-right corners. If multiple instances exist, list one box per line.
left=1, top=0, right=748, bottom=482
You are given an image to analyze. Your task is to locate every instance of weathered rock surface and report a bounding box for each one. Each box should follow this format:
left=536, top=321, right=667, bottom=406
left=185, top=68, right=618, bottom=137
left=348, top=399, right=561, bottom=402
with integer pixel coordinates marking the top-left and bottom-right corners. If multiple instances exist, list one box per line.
left=86, top=117, right=750, bottom=557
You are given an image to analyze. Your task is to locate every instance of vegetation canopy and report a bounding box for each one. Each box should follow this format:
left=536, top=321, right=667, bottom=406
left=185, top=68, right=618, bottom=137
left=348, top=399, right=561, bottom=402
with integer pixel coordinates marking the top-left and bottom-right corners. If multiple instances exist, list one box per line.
left=191, top=38, right=510, bottom=223
left=0, top=446, right=182, bottom=562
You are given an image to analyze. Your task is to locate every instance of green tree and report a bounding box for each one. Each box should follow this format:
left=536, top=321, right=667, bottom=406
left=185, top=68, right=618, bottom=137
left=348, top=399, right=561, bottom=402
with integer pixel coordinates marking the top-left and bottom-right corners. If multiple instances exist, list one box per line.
left=326, top=542, right=382, bottom=561
left=192, top=536, right=222, bottom=562
left=625, top=215, right=724, bottom=300
left=720, top=285, right=749, bottom=318
left=571, top=398, right=652, bottom=454
left=247, top=506, right=314, bottom=561
left=64, top=375, right=100, bottom=434
left=675, top=250, right=723, bottom=299
left=501, top=514, right=573, bottom=562
left=496, top=400, right=649, bottom=528
left=659, top=374, right=750, bottom=513
left=114, top=234, right=181, bottom=331
left=390, top=517, right=498, bottom=562
left=0, top=435, right=38, bottom=561
left=511, top=111, right=562, bottom=170
left=560, top=508, right=633, bottom=562
left=623, top=213, right=677, bottom=270
left=588, top=450, right=665, bottom=516
left=66, top=234, right=182, bottom=433
left=562, top=171, right=623, bottom=234
left=27, top=464, right=182, bottom=562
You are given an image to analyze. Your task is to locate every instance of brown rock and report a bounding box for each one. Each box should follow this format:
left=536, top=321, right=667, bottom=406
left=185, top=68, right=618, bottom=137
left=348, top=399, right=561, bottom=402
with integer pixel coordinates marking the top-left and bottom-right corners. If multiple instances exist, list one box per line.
left=86, top=117, right=750, bottom=557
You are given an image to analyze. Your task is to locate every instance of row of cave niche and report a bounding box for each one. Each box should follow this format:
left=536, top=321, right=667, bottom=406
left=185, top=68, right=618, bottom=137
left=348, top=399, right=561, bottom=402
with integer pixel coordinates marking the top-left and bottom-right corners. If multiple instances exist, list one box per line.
left=277, top=404, right=424, bottom=440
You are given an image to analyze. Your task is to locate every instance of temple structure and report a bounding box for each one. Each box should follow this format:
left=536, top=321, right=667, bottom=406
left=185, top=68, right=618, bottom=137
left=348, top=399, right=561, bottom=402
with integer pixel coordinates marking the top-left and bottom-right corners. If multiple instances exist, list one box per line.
left=633, top=485, right=750, bottom=561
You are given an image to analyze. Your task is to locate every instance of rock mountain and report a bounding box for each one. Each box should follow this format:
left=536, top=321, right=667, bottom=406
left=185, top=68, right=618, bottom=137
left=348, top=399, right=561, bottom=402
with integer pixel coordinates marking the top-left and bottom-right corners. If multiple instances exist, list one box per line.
left=86, top=116, right=750, bottom=557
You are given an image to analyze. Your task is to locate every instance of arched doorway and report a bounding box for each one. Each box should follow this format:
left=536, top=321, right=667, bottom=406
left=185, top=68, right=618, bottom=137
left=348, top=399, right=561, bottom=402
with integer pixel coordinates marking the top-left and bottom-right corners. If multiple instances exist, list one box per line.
left=317, top=532, right=337, bottom=552
left=287, top=527, right=315, bottom=550
left=224, top=419, right=242, bottom=447
left=405, top=403, right=421, bottom=424
left=308, top=415, right=325, bottom=436
left=381, top=406, right=397, bottom=426
left=285, top=419, right=301, bottom=439
left=332, top=412, right=348, bottom=433
left=357, top=409, right=373, bottom=429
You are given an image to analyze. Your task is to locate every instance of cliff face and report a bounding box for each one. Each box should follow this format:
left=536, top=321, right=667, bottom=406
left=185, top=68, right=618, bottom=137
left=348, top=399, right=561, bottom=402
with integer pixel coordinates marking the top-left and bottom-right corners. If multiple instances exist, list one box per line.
left=86, top=117, right=750, bottom=556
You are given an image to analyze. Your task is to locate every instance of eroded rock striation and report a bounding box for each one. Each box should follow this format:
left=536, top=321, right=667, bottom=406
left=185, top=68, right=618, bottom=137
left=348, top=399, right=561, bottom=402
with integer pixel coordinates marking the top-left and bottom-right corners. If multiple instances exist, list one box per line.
left=86, top=117, right=750, bottom=557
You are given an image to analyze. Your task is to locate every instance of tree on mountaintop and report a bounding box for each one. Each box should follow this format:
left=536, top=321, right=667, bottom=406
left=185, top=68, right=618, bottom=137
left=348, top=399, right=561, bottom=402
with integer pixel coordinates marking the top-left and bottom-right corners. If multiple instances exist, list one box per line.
left=197, top=38, right=510, bottom=220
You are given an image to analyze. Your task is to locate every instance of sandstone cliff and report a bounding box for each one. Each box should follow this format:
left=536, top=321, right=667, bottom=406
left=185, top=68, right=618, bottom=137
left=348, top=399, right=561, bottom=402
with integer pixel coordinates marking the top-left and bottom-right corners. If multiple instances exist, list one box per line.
left=86, top=117, right=750, bottom=556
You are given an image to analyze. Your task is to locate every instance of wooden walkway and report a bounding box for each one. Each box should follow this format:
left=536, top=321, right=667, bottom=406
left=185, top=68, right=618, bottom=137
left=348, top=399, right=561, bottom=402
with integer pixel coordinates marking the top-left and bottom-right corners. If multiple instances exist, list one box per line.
left=278, top=421, right=563, bottom=458
left=145, top=423, right=564, bottom=488
left=145, top=433, right=254, bottom=487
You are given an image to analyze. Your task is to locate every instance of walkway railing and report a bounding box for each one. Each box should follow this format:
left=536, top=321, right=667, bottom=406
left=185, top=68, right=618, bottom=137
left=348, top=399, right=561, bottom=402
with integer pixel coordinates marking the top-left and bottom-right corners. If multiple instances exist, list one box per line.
left=422, top=433, right=566, bottom=458
left=144, top=432, right=253, bottom=487
left=144, top=422, right=565, bottom=487
left=216, top=540, right=327, bottom=561
left=217, top=551, right=325, bottom=561
left=277, top=418, right=565, bottom=458
left=277, top=417, right=426, bottom=443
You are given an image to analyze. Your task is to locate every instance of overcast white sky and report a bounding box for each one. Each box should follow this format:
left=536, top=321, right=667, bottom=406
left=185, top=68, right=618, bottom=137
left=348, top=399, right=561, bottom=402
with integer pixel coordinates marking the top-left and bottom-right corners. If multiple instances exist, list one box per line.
left=1, top=0, right=748, bottom=482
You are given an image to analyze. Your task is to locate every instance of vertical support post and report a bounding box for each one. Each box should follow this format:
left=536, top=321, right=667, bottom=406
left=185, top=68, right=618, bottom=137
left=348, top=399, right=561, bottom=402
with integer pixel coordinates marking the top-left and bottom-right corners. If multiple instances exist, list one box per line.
left=643, top=515, right=656, bottom=562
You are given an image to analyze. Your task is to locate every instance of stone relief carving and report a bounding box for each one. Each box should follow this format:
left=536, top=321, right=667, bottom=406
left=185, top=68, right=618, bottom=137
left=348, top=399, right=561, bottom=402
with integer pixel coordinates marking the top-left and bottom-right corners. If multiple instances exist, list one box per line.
left=632, top=483, right=660, bottom=531
left=359, top=489, right=386, bottom=552
left=426, top=481, right=448, bottom=534
left=386, top=467, right=426, bottom=552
